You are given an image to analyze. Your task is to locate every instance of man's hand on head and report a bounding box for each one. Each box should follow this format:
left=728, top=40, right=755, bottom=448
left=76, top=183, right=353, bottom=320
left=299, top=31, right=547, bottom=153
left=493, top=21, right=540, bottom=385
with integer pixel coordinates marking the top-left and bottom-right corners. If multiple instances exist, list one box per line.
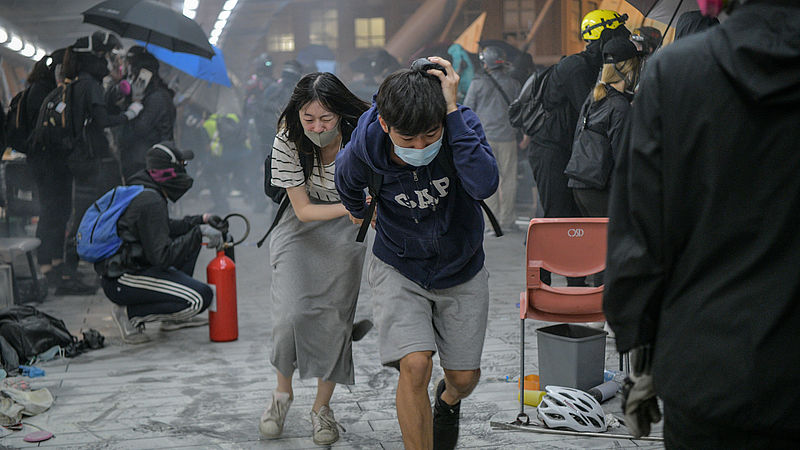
left=427, top=56, right=460, bottom=114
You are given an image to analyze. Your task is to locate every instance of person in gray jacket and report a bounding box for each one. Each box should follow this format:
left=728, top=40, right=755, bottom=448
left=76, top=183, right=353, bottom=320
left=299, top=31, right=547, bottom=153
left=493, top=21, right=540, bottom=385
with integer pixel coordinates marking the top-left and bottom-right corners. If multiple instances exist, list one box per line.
left=463, top=46, right=521, bottom=231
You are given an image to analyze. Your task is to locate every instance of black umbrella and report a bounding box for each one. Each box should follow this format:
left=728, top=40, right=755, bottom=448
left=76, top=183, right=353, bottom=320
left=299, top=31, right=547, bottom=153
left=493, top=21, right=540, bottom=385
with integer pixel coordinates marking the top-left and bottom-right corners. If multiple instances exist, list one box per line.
left=626, top=0, right=700, bottom=24
left=83, top=0, right=214, bottom=59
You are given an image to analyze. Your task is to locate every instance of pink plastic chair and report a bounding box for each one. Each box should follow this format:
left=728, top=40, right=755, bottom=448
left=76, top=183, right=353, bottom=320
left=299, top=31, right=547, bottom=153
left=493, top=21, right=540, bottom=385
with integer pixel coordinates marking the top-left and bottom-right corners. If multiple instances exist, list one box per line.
left=514, top=218, right=608, bottom=426
left=521, top=218, right=608, bottom=323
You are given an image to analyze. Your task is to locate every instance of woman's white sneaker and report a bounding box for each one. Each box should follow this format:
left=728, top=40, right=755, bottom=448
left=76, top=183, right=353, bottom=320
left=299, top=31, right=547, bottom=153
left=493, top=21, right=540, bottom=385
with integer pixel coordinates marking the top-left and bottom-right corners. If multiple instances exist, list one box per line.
left=310, top=405, right=344, bottom=445
left=259, top=390, right=292, bottom=438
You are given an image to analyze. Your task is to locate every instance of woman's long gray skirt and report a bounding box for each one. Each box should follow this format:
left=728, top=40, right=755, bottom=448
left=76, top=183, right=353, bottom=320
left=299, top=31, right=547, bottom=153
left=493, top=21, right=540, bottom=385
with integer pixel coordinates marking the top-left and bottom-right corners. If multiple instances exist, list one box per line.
left=268, top=206, right=366, bottom=385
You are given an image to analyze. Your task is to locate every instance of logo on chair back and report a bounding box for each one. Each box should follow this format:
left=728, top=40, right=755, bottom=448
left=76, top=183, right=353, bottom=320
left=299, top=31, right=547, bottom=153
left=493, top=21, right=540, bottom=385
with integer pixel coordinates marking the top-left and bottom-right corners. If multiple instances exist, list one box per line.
left=567, top=228, right=584, bottom=238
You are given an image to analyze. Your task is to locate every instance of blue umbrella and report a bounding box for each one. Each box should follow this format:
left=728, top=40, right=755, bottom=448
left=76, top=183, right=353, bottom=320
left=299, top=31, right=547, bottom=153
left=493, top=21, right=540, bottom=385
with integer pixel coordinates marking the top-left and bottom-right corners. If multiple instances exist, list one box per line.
left=138, top=41, right=231, bottom=87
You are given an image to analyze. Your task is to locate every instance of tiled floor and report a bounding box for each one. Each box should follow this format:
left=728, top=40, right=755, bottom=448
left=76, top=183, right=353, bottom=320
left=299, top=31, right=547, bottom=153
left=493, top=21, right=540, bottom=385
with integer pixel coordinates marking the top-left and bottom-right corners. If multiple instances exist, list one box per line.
left=7, top=205, right=664, bottom=448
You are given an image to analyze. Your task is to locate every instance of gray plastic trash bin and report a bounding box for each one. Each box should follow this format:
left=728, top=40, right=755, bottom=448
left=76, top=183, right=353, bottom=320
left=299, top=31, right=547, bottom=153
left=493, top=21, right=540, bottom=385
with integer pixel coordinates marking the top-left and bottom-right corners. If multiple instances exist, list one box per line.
left=536, top=324, right=607, bottom=391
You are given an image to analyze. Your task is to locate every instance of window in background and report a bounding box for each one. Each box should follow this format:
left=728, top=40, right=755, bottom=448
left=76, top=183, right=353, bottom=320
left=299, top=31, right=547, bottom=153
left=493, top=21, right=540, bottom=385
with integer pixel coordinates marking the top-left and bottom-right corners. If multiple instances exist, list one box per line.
left=354, top=17, right=385, bottom=48
left=504, top=0, right=537, bottom=40
left=268, top=17, right=295, bottom=52
left=268, top=33, right=295, bottom=52
left=310, top=9, right=339, bottom=49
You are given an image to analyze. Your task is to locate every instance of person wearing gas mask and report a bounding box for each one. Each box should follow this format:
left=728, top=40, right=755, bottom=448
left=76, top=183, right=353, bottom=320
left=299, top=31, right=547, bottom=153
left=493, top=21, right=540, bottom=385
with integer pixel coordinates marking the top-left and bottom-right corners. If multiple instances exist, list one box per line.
left=630, top=26, right=662, bottom=60
left=55, top=31, right=144, bottom=296
left=259, top=72, right=371, bottom=446
left=565, top=37, right=641, bottom=217
left=604, top=0, right=800, bottom=446
left=335, top=57, right=498, bottom=450
left=96, top=141, right=222, bottom=344
left=118, top=48, right=177, bottom=181
left=463, top=46, right=522, bottom=232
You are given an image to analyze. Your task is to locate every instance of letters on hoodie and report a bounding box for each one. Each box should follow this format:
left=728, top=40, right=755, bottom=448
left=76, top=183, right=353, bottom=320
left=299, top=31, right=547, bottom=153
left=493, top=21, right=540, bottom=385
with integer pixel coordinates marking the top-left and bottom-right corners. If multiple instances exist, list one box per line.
left=393, top=176, right=450, bottom=209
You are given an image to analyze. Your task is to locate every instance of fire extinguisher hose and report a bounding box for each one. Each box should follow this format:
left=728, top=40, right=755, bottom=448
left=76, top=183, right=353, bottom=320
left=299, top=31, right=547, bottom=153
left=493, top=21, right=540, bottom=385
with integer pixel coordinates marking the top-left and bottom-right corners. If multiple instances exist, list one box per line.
left=222, top=213, right=250, bottom=247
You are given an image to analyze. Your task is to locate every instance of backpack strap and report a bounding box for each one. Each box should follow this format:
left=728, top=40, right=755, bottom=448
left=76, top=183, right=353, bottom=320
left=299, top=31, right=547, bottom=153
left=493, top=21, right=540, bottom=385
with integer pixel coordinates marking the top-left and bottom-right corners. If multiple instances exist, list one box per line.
left=436, top=140, right=503, bottom=237
left=256, top=194, right=290, bottom=248
left=256, top=146, right=317, bottom=248
left=356, top=168, right=383, bottom=243
left=485, top=71, right=513, bottom=106
left=15, top=88, right=29, bottom=128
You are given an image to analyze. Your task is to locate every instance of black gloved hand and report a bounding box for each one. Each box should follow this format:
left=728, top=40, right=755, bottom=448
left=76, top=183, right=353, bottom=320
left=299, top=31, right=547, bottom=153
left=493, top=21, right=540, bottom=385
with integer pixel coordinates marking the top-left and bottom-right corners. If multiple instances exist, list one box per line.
left=621, top=345, right=662, bottom=438
left=206, top=215, right=229, bottom=234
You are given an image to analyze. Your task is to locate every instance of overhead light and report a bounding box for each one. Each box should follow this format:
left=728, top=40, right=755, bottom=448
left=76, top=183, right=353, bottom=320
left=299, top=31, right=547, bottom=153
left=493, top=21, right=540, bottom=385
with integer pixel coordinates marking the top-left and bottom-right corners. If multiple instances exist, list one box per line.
left=183, top=0, right=198, bottom=18
left=34, top=47, right=46, bottom=60
left=7, top=35, right=23, bottom=52
left=218, top=10, right=231, bottom=20
left=21, top=42, right=36, bottom=57
left=214, top=19, right=227, bottom=30
left=0, top=27, right=8, bottom=44
left=222, top=0, right=238, bottom=11
left=209, top=36, right=219, bottom=46
left=210, top=28, right=222, bottom=38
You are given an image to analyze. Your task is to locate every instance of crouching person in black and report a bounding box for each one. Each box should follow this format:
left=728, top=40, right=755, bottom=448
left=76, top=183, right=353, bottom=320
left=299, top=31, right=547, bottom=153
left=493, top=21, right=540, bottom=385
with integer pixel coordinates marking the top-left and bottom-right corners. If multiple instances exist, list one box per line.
left=96, top=141, right=221, bottom=344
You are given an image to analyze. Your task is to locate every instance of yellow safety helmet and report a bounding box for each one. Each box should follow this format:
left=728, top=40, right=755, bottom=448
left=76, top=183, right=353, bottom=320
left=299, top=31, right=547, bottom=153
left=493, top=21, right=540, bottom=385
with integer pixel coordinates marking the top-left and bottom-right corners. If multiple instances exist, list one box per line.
left=581, top=10, right=628, bottom=41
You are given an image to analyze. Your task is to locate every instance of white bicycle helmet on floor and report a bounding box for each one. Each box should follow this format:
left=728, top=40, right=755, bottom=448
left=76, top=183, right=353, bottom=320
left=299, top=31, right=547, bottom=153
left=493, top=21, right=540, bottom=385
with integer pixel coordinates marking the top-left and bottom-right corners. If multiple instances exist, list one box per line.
left=537, top=386, right=607, bottom=432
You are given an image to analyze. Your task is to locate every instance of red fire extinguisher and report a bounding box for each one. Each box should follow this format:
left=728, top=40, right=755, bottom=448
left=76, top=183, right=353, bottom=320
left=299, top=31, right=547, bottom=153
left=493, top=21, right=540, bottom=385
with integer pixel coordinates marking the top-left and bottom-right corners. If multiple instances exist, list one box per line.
left=208, top=250, right=238, bottom=342
left=206, top=214, right=249, bottom=342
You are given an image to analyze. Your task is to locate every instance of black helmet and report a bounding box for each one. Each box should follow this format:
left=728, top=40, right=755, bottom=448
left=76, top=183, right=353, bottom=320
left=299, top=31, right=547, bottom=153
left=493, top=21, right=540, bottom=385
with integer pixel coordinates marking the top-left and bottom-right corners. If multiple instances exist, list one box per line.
left=73, top=31, right=121, bottom=55
left=479, top=46, right=506, bottom=70
left=130, top=49, right=160, bottom=74
left=256, top=53, right=273, bottom=76
left=281, top=60, right=304, bottom=79
left=631, top=27, right=662, bottom=56
left=603, top=37, right=639, bottom=64
left=46, top=48, right=67, bottom=71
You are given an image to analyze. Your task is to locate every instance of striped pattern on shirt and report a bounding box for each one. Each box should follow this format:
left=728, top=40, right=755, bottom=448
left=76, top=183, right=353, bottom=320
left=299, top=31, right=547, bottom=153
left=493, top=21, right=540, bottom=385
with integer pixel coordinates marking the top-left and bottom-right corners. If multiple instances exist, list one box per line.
left=270, top=132, right=340, bottom=202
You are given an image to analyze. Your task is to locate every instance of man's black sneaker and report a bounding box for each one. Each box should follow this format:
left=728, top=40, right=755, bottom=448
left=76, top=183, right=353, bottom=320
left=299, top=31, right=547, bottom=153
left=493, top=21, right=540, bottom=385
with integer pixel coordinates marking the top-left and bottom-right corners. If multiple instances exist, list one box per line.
left=54, top=278, right=98, bottom=296
left=433, top=379, right=460, bottom=450
left=352, top=319, right=373, bottom=342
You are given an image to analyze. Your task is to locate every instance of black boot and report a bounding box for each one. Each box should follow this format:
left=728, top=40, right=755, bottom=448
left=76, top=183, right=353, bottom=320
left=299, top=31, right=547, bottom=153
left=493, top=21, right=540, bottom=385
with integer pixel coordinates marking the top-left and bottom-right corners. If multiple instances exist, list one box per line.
left=433, top=379, right=460, bottom=450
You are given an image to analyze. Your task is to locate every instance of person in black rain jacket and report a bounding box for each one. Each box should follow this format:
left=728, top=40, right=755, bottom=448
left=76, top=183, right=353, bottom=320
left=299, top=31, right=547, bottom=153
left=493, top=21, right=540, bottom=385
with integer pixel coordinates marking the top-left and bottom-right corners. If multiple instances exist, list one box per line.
left=97, top=141, right=221, bottom=344
left=604, top=1, right=800, bottom=446
left=118, top=49, right=176, bottom=180
left=23, top=51, right=70, bottom=283
left=56, top=32, right=143, bottom=296
left=565, top=37, right=640, bottom=216
left=528, top=9, right=629, bottom=218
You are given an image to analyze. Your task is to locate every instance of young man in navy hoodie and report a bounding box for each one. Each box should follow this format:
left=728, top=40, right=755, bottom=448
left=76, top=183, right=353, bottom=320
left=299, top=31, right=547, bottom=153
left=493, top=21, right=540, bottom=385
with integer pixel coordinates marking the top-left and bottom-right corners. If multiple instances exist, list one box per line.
left=335, top=57, right=498, bottom=450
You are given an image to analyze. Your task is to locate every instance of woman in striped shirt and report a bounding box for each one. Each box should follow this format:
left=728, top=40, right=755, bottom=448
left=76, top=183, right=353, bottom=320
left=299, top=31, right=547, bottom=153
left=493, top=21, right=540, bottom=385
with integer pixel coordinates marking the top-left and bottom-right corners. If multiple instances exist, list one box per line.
left=259, top=72, right=370, bottom=446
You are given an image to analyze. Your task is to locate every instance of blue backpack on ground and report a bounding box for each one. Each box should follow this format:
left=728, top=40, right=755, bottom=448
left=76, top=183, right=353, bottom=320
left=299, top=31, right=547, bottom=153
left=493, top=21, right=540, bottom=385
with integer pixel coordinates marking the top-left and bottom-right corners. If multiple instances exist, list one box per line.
left=76, top=185, right=147, bottom=263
